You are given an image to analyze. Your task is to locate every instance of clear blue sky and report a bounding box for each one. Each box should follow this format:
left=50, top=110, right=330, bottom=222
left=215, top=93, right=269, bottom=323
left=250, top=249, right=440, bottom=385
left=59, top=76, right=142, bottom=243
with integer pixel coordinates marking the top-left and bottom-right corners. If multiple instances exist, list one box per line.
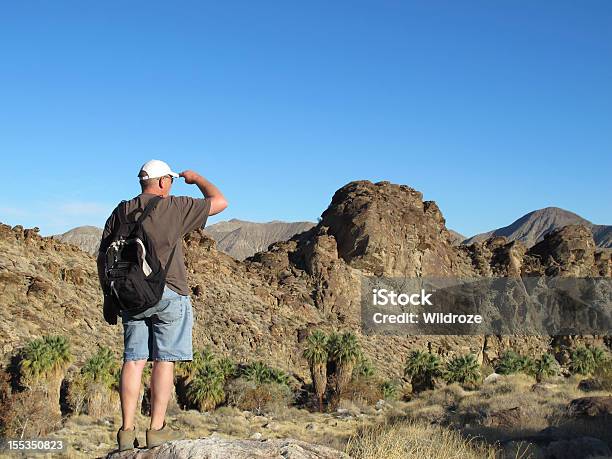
left=1, top=1, right=610, bottom=236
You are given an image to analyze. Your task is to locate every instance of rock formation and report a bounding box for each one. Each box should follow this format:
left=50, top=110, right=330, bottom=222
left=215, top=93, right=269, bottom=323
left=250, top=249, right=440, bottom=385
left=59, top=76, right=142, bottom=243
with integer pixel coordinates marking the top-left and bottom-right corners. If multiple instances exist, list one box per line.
left=1, top=180, right=610, bottom=383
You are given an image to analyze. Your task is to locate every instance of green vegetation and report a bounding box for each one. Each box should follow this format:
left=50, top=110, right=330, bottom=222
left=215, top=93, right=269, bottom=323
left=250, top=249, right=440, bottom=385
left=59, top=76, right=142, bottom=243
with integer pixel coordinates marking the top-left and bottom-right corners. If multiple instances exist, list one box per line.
left=80, top=346, right=120, bottom=390
left=353, top=356, right=375, bottom=378
left=570, top=346, right=609, bottom=376
left=242, top=361, right=290, bottom=386
left=380, top=380, right=398, bottom=400
left=303, top=330, right=329, bottom=411
left=68, top=347, right=120, bottom=416
left=176, top=348, right=239, bottom=412
left=404, top=351, right=442, bottom=392
left=444, top=354, right=480, bottom=386
left=187, top=363, right=226, bottom=411
left=494, top=350, right=535, bottom=376
left=328, top=331, right=362, bottom=408
left=19, top=335, right=72, bottom=385
left=533, top=353, right=560, bottom=382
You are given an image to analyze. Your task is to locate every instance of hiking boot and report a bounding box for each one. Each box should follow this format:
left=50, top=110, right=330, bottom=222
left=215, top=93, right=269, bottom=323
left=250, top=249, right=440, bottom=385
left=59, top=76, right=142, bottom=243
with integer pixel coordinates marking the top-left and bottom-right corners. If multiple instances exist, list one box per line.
left=117, top=425, right=139, bottom=451
left=146, top=422, right=182, bottom=448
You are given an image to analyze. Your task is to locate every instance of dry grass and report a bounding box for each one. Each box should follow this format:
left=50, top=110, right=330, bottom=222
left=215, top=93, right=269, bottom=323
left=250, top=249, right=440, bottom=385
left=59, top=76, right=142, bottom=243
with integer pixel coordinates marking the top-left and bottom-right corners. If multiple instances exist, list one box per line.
left=345, top=420, right=499, bottom=459
left=0, top=387, right=62, bottom=437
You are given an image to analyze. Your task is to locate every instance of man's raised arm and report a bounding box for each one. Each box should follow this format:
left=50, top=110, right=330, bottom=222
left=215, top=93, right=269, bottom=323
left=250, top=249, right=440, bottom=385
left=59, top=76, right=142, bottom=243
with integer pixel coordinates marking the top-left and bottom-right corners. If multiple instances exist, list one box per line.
left=179, top=170, right=228, bottom=215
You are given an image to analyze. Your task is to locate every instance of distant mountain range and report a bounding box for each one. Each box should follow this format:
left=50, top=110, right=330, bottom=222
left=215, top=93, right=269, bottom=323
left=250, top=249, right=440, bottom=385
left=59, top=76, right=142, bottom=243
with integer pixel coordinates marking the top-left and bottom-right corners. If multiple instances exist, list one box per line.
left=204, top=219, right=315, bottom=259
left=463, top=207, right=612, bottom=248
left=52, top=225, right=103, bottom=255
left=53, top=219, right=315, bottom=259
left=52, top=207, right=611, bottom=258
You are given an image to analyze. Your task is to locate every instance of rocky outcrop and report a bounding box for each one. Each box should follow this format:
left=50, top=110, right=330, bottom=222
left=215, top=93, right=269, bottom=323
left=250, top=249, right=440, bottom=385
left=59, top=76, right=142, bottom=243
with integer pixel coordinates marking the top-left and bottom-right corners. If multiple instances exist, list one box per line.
left=464, top=224, right=610, bottom=278
left=315, top=181, right=473, bottom=277
left=106, top=437, right=349, bottom=459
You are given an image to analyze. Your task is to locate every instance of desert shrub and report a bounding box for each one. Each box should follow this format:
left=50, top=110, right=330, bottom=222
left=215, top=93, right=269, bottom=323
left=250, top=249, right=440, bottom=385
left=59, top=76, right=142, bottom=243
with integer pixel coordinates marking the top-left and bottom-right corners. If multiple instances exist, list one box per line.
left=495, top=350, right=535, bottom=376
left=225, top=377, right=293, bottom=415
left=569, top=346, right=610, bottom=376
left=380, top=380, right=398, bottom=401
left=592, top=360, right=612, bottom=391
left=346, top=420, right=498, bottom=459
left=590, top=346, right=609, bottom=367
left=444, top=354, right=480, bottom=386
left=404, top=351, right=442, bottom=392
left=0, top=387, right=61, bottom=437
left=343, top=376, right=383, bottom=406
left=353, top=356, right=375, bottom=378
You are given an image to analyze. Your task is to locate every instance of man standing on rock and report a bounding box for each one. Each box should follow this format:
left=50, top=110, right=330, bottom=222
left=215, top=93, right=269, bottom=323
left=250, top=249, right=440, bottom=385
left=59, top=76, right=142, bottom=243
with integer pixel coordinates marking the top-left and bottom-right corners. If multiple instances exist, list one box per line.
left=96, top=159, right=228, bottom=451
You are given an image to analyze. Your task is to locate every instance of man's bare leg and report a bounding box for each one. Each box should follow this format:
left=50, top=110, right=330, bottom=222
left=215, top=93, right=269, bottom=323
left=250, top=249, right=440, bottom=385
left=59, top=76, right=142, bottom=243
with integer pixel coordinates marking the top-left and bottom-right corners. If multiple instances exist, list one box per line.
left=120, top=359, right=147, bottom=430
left=149, top=361, right=174, bottom=430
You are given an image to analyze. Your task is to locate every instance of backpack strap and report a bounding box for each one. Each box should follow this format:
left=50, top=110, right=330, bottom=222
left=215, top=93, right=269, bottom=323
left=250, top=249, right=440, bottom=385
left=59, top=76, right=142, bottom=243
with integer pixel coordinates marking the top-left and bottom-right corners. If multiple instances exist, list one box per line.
left=116, top=200, right=128, bottom=225
left=137, top=195, right=163, bottom=224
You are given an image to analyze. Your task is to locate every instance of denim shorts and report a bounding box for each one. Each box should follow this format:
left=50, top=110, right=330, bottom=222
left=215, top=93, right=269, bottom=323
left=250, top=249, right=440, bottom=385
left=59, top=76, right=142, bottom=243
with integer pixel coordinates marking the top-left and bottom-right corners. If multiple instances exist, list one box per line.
left=121, top=286, right=193, bottom=362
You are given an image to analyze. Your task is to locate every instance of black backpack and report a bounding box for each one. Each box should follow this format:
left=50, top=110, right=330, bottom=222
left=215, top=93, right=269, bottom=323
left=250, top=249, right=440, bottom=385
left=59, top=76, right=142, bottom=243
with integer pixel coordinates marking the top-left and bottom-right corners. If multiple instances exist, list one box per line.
left=102, top=196, right=177, bottom=316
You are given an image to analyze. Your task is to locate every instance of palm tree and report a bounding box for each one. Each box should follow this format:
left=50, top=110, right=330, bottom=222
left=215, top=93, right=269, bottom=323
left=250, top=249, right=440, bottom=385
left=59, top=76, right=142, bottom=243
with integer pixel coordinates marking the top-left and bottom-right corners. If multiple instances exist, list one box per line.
left=186, top=364, right=225, bottom=411
left=176, top=347, right=216, bottom=384
left=217, top=357, right=237, bottom=380
left=404, top=350, right=442, bottom=392
left=20, top=335, right=72, bottom=417
left=444, top=354, right=481, bottom=386
left=303, top=330, right=328, bottom=411
left=74, top=346, right=120, bottom=416
left=242, top=361, right=271, bottom=384
left=81, top=347, right=119, bottom=389
left=534, top=353, right=559, bottom=383
left=570, top=346, right=596, bottom=376
left=329, top=332, right=362, bottom=409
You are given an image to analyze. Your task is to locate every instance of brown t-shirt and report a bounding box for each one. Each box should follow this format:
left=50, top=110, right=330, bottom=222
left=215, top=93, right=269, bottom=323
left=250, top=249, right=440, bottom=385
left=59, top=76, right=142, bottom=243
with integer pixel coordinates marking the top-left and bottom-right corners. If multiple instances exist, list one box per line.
left=97, top=193, right=211, bottom=296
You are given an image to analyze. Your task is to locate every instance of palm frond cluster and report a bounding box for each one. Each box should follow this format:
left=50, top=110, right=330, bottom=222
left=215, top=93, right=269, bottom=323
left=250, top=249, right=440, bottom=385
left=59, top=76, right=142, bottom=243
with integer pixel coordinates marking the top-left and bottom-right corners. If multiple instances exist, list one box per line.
left=176, top=347, right=291, bottom=412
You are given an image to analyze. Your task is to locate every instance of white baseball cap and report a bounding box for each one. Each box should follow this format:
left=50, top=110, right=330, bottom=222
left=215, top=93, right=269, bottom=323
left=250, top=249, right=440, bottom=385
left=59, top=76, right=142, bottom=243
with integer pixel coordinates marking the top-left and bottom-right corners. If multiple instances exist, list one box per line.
left=138, top=159, right=180, bottom=180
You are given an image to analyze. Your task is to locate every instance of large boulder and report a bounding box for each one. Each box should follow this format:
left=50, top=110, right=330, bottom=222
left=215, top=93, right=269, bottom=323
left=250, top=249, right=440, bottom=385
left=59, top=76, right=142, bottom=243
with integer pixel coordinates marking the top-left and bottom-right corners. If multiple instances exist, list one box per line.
left=566, top=396, right=612, bottom=418
left=106, top=437, right=349, bottom=459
